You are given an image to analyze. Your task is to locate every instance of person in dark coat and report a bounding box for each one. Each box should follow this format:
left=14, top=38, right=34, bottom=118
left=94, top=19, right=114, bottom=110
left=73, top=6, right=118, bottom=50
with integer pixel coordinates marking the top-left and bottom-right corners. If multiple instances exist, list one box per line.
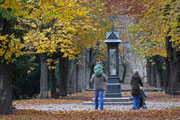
left=131, top=70, right=143, bottom=110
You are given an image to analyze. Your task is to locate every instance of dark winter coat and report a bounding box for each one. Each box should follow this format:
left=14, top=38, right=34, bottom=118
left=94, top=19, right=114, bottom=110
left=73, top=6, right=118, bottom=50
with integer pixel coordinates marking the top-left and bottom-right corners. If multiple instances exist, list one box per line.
left=131, top=74, right=143, bottom=96
left=90, top=73, right=108, bottom=90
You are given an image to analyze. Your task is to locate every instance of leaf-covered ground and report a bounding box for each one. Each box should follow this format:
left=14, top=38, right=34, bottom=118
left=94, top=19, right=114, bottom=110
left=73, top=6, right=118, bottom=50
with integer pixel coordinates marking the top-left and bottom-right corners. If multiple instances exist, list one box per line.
left=13, top=84, right=180, bottom=107
left=13, top=91, right=93, bottom=107
left=12, top=91, right=179, bottom=107
left=1, top=84, right=180, bottom=120
left=0, top=107, right=180, bottom=120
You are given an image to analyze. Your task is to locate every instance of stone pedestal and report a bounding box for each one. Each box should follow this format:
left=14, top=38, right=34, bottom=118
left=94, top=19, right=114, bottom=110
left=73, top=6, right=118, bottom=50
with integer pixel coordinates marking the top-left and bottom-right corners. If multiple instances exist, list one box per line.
left=105, top=83, right=121, bottom=97
left=83, top=97, right=132, bottom=105
left=105, top=76, right=122, bottom=97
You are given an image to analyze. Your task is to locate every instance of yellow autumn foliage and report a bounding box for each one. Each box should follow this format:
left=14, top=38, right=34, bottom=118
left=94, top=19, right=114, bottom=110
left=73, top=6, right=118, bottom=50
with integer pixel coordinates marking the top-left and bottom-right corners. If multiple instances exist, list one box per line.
left=0, top=0, right=110, bottom=63
left=128, top=0, right=179, bottom=57
left=0, top=34, right=24, bottom=63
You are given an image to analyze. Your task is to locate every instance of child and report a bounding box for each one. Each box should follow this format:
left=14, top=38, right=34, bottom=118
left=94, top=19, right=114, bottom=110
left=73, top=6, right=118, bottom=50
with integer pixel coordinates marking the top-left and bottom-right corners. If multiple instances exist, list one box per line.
left=139, top=87, right=147, bottom=109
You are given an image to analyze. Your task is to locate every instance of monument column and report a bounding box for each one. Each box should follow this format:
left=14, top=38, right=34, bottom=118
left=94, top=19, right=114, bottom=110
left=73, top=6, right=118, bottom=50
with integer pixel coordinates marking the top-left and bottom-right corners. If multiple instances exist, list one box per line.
left=104, top=31, right=122, bottom=97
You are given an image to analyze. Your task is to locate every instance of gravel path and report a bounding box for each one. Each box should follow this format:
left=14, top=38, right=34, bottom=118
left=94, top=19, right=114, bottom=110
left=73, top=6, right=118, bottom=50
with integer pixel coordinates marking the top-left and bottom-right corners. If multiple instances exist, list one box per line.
left=15, top=101, right=180, bottom=111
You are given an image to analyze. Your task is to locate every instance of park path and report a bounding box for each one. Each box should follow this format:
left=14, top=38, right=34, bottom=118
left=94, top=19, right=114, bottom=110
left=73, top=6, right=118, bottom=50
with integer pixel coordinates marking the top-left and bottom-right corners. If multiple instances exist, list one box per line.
left=15, top=84, right=180, bottom=111
left=15, top=101, right=180, bottom=111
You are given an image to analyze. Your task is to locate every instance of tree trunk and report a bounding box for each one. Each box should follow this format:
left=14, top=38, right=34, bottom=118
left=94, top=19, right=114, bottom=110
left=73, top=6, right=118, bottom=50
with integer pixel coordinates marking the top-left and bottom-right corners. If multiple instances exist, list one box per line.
left=170, top=47, right=180, bottom=94
left=147, top=56, right=166, bottom=88
left=155, top=63, right=161, bottom=88
left=146, top=58, right=152, bottom=86
left=165, top=34, right=179, bottom=94
left=155, top=56, right=165, bottom=88
left=165, top=35, right=172, bottom=93
left=165, top=42, right=180, bottom=94
left=165, top=58, right=170, bottom=93
left=156, top=67, right=161, bottom=88
left=0, top=14, right=12, bottom=115
left=76, top=65, right=83, bottom=92
left=49, top=63, right=56, bottom=98
left=85, top=49, right=92, bottom=90
left=76, top=50, right=86, bottom=92
left=59, top=56, right=68, bottom=97
left=67, top=60, right=77, bottom=94
left=89, top=48, right=95, bottom=89
left=121, top=61, right=126, bottom=83
left=0, top=62, right=12, bottom=115
left=163, top=2, right=180, bottom=94
left=175, top=50, right=180, bottom=90
left=40, top=54, right=48, bottom=99
left=151, top=62, right=156, bottom=87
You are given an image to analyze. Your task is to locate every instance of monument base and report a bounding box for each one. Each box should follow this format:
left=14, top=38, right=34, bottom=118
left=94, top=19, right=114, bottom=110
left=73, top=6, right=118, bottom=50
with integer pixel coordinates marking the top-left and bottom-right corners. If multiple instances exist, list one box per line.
left=105, top=82, right=121, bottom=97
left=105, top=93, right=121, bottom=97
left=83, top=97, right=132, bottom=105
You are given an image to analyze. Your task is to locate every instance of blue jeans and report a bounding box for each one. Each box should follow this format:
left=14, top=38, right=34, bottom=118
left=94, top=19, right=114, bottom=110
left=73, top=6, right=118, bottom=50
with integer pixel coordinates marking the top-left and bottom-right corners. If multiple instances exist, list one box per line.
left=94, top=90, right=104, bottom=110
left=132, top=95, right=140, bottom=110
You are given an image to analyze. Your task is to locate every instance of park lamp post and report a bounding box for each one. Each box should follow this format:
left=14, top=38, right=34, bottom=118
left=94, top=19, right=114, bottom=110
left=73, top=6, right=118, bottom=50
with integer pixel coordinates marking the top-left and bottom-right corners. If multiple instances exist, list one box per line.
left=104, top=31, right=122, bottom=97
